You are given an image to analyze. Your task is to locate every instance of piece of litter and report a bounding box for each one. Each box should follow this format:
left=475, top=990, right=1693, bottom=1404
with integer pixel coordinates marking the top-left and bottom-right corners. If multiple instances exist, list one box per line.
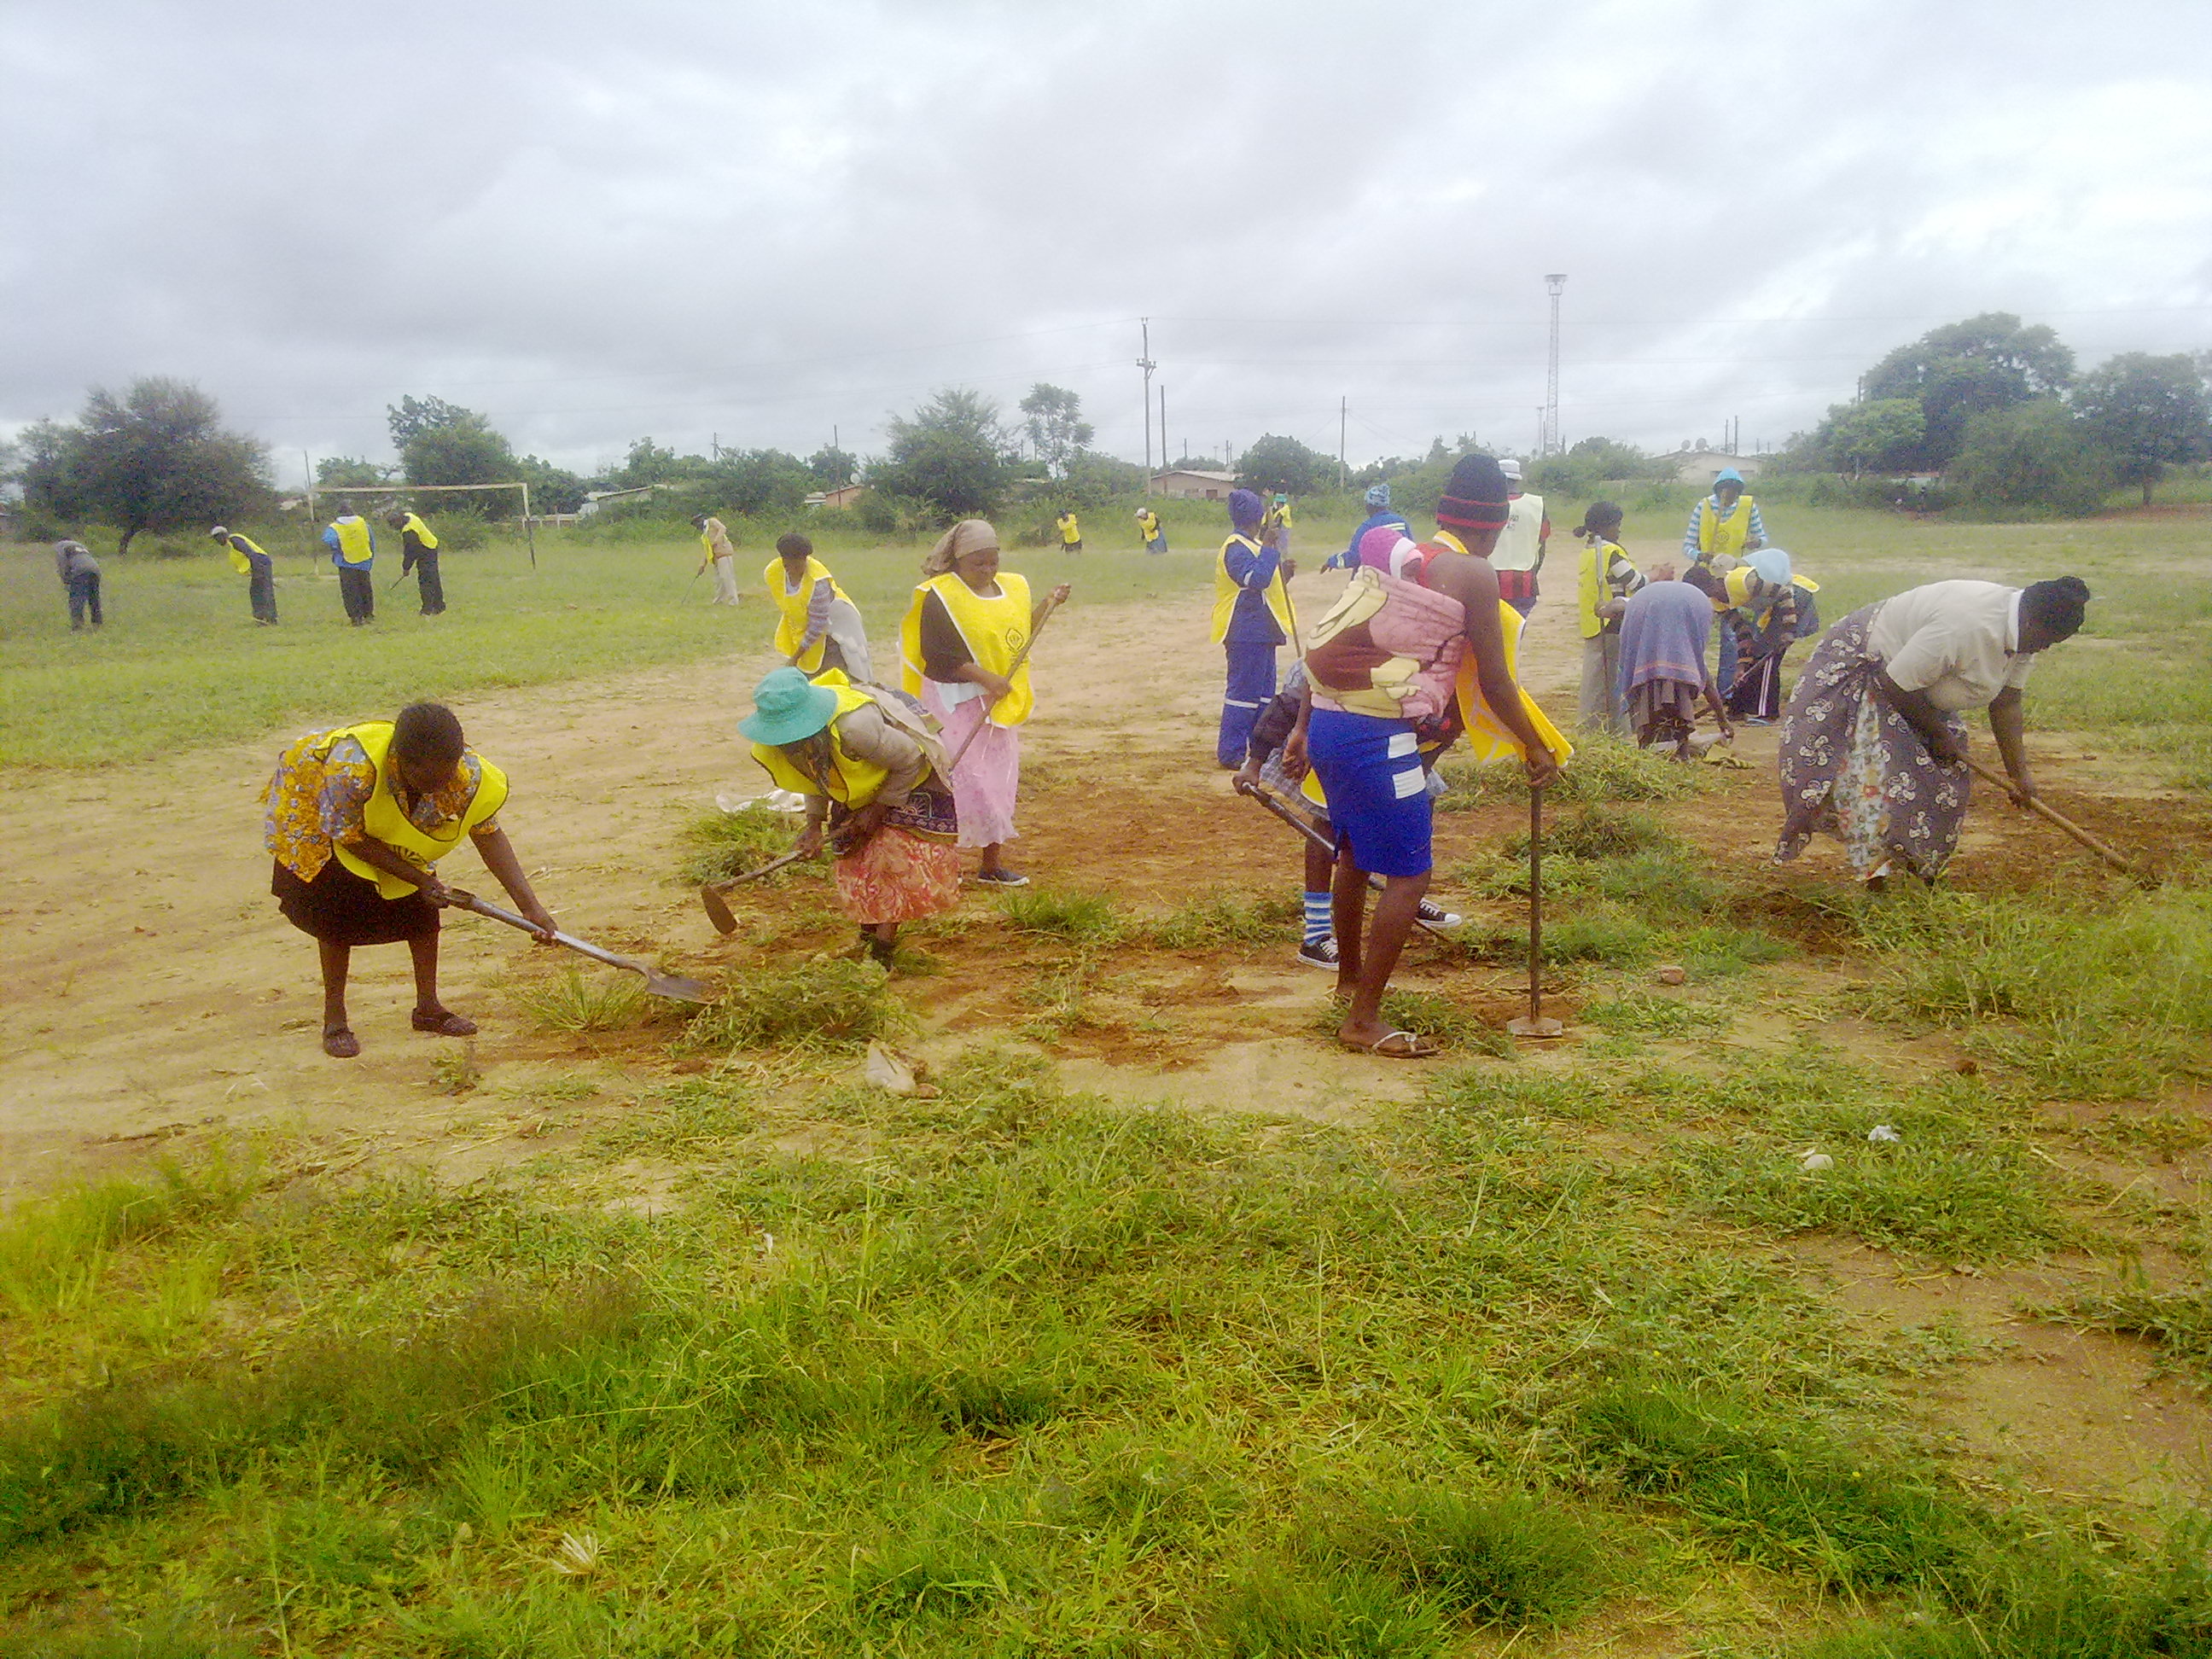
left=1654, top=964, right=1686, bottom=986
left=1868, top=1124, right=1902, bottom=1144
left=1799, top=1150, right=1835, bottom=1173
left=862, top=1041, right=917, bottom=1095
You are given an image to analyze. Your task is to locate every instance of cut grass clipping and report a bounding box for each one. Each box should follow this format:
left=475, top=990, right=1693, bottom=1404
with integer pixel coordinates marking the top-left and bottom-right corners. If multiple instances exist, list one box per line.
left=511, top=965, right=654, bottom=1033
left=683, top=956, right=904, bottom=1051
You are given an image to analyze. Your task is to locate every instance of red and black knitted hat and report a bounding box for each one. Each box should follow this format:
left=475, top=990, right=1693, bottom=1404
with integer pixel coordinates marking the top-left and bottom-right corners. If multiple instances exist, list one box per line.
left=1435, top=453, right=1511, bottom=532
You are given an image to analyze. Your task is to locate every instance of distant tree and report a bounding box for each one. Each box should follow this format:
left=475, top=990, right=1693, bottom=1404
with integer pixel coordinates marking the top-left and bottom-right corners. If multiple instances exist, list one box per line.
left=706, top=449, right=814, bottom=517
left=1526, top=435, right=1664, bottom=498
left=316, top=455, right=393, bottom=489
left=807, top=445, right=858, bottom=489
left=1812, top=399, right=1928, bottom=477
left=387, top=395, right=520, bottom=510
left=20, top=377, right=271, bottom=551
left=2071, top=352, right=2212, bottom=504
left=608, top=436, right=706, bottom=489
left=1018, top=383, right=1095, bottom=478
left=515, top=454, right=587, bottom=515
left=1234, top=434, right=1330, bottom=496
left=1863, top=312, right=2075, bottom=469
left=865, top=388, right=1016, bottom=520
left=1950, top=400, right=2113, bottom=517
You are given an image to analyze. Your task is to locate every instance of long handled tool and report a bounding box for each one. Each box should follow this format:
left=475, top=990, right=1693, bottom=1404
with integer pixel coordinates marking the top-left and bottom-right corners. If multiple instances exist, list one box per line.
left=1232, top=777, right=1452, bottom=941
left=1961, top=757, right=2141, bottom=880
left=942, top=592, right=1066, bottom=774
left=1506, top=785, right=1563, bottom=1038
left=449, top=889, right=713, bottom=1003
left=699, top=849, right=810, bottom=934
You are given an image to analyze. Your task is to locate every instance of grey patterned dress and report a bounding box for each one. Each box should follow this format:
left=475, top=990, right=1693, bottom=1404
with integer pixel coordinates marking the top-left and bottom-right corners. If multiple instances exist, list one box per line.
left=1774, top=604, right=1970, bottom=881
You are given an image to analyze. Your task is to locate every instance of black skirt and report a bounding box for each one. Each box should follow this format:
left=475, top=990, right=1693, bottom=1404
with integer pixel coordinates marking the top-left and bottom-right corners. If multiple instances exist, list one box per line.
left=273, top=857, right=439, bottom=946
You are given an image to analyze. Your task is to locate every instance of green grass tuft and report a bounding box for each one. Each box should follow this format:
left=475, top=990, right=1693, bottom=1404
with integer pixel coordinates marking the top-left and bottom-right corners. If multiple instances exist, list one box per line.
left=998, top=886, right=1126, bottom=944
left=1323, top=1485, right=1615, bottom=1628
left=511, top=965, right=654, bottom=1033
left=1211, top=1558, right=1448, bottom=1657
left=680, top=802, right=804, bottom=883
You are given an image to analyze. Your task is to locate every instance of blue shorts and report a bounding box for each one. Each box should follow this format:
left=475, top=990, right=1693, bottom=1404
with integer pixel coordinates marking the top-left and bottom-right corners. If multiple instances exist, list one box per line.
left=1305, top=707, right=1431, bottom=878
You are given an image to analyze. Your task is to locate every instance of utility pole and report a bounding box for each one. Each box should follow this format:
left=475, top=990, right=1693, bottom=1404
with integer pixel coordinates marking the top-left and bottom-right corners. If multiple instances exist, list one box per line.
left=832, top=424, right=842, bottom=486
left=1339, top=396, right=1348, bottom=490
left=1160, top=384, right=1167, bottom=475
left=711, top=432, right=719, bottom=462
left=1544, top=273, right=1568, bottom=455
left=1138, top=317, right=1156, bottom=495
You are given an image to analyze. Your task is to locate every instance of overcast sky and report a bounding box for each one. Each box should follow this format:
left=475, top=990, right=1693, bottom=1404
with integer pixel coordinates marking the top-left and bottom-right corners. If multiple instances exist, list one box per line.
left=5, top=0, right=2210, bottom=486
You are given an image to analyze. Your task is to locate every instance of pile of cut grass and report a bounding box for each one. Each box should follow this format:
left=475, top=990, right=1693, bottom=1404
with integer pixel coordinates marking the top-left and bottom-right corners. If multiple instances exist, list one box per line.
left=681, top=955, right=903, bottom=1051
left=509, top=965, right=654, bottom=1033
left=679, top=801, right=805, bottom=884
left=1436, top=732, right=1713, bottom=808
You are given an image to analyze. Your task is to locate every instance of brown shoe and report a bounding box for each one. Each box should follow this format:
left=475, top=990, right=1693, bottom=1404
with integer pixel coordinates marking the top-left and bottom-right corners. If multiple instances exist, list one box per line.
left=322, top=1026, right=361, bottom=1058
left=411, top=1007, right=478, bottom=1036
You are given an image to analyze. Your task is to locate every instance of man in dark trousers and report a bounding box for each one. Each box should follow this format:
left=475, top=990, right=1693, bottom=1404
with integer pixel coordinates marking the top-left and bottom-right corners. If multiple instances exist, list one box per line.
left=55, top=538, right=102, bottom=631
left=386, top=509, right=445, bottom=615
left=211, top=525, right=278, bottom=624
left=322, top=500, right=376, bottom=625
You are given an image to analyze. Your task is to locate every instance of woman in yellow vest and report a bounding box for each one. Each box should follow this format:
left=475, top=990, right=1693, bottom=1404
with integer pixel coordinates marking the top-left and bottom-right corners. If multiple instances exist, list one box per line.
left=385, top=509, right=445, bottom=616
left=264, top=701, right=556, bottom=1058
left=899, top=520, right=1071, bottom=888
left=743, top=666, right=960, bottom=966
left=765, top=532, right=872, bottom=681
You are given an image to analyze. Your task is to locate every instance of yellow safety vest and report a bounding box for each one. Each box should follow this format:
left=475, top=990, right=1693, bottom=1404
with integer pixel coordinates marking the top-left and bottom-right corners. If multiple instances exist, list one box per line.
left=749, top=678, right=888, bottom=806
left=763, top=556, right=852, bottom=671
left=1211, top=534, right=1297, bottom=644
left=324, top=722, right=509, bottom=899
left=1696, top=495, right=1757, bottom=560
left=399, top=512, right=439, bottom=550
left=1578, top=538, right=1639, bottom=639
left=224, top=533, right=268, bottom=575
left=1456, top=602, right=1573, bottom=766
left=329, top=517, right=375, bottom=567
left=1136, top=511, right=1160, bottom=539
left=1058, top=515, right=1081, bottom=544
left=899, top=571, right=1036, bottom=726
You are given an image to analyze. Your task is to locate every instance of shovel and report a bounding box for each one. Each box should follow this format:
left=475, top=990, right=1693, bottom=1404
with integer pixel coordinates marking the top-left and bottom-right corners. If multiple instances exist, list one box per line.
left=447, top=889, right=713, bottom=1003
left=699, top=849, right=811, bottom=934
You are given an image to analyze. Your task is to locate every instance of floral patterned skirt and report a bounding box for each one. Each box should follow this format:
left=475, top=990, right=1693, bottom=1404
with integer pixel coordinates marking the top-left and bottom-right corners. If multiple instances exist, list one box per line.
left=1774, top=606, right=1970, bottom=881
left=832, top=825, right=963, bottom=925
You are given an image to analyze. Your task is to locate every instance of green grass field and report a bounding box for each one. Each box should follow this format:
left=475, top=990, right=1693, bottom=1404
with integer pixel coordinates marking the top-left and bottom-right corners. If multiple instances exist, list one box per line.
left=8, top=496, right=2212, bottom=1652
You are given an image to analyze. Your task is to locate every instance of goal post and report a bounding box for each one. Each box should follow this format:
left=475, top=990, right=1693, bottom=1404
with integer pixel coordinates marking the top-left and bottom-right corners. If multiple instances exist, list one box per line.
left=304, top=479, right=538, bottom=568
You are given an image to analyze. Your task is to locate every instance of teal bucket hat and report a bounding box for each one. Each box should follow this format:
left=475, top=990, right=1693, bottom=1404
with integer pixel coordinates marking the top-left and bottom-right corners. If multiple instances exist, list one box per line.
left=740, top=666, right=840, bottom=745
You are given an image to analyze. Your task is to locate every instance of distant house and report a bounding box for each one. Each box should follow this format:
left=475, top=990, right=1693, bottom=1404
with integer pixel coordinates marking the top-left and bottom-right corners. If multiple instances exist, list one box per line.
left=1152, top=469, right=1238, bottom=500
left=1672, top=451, right=1767, bottom=486
left=806, top=485, right=865, bottom=509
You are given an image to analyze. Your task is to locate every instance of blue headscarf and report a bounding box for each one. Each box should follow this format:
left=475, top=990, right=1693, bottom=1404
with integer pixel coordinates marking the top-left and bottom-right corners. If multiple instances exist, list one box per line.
left=1364, top=483, right=1390, bottom=509
left=1713, top=467, right=1746, bottom=489
left=1745, top=548, right=1792, bottom=586
left=1229, top=487, right=1264, bottom=530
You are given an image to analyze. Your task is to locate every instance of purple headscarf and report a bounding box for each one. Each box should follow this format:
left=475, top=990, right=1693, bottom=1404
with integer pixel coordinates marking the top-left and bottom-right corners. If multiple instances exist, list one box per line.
left=1229, top=487, right=1264, bottom=530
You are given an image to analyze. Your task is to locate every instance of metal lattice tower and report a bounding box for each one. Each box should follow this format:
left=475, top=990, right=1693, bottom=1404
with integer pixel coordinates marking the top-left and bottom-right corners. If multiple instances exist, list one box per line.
left=1543, top=274, right=1567, bottom=454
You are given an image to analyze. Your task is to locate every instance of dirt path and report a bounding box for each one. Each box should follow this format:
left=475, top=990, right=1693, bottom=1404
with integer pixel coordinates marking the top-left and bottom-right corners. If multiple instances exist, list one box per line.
left=0, top=559, right=2186, bottom=1185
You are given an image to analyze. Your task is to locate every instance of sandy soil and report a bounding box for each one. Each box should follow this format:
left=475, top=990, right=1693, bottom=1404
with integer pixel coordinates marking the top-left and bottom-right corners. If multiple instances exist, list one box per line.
left=4, top=556, right=2209, bottom=1510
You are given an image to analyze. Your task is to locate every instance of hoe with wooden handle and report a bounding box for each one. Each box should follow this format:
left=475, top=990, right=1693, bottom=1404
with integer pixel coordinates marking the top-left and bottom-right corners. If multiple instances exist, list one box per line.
left=699, top=849, right=810, bottom=934
left=1960, top=757, right=2144, bottom=882
left=448, top=889, right=713, bottom=1003
left=1505, top=785, right=1564, bottom=1039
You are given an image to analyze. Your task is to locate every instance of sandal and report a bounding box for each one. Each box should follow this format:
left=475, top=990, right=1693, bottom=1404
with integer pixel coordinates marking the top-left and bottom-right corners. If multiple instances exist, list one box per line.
left=411, top=1007, right=479, bottom=1037
left=1339, top=1028, right=1441, bottom=1060
left=322, top=1026, right=361, bottom=1059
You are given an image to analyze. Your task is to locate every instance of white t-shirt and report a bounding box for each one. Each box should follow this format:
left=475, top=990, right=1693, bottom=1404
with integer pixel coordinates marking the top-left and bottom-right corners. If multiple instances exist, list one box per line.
left=1866, top=579, right=2036, bottom=712
left=1492, top=492, right=1545, bottom=573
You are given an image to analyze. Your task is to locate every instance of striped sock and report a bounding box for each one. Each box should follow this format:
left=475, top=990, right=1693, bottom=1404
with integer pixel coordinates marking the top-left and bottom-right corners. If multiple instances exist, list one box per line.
left=1301, top=890, right=1333, bottom=946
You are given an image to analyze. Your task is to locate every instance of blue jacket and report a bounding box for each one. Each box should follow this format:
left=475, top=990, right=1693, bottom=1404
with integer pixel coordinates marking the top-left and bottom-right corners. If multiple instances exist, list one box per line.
left=1222, top=537, right=1287, bottom=645
left=1329, top=509, right=1409, bottom=570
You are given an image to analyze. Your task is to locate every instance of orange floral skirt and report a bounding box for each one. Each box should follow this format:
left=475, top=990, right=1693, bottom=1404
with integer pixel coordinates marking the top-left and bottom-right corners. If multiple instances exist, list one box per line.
left=833, top=826, right=963, bottom=924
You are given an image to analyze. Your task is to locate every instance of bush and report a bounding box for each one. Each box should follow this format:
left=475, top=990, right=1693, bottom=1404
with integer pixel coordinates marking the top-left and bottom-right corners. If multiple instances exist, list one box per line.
left=1951, top=400, right=2115, bottom=517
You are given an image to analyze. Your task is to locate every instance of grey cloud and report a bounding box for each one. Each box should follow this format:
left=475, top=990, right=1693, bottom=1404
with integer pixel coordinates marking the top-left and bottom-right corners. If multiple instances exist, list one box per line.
left=3, top=0, right=2208, bottom=484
